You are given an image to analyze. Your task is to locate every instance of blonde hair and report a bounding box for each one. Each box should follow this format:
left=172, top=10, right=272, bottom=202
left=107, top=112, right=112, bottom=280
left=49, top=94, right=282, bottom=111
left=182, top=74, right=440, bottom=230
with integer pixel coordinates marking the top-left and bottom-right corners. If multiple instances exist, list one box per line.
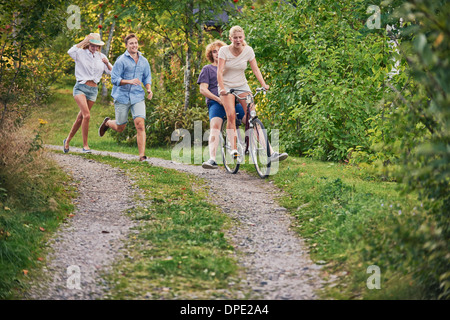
left=205, top=40, right=226, bottom=63
left=229, top=26, right=247, bottom=46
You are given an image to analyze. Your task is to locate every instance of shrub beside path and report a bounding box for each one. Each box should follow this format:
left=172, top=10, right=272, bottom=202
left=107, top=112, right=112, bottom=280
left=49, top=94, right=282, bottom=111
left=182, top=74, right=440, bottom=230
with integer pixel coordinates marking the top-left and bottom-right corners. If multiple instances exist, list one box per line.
left=26, top=145, right=324, bottom=300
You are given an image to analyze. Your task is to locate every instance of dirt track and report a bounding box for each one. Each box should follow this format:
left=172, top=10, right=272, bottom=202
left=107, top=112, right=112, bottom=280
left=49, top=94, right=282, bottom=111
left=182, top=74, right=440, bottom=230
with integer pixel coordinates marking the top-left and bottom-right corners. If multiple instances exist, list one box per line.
left=25, top=146, right=324, bottom=300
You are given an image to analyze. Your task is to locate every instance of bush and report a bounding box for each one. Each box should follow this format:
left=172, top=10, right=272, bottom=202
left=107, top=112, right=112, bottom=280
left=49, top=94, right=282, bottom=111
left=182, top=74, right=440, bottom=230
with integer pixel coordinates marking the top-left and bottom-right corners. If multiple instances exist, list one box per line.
left=386, top=0, right=450, bottom=299
left=109, top=66, right=209, bottom=148
left=227, top=1, right=393, bottom=161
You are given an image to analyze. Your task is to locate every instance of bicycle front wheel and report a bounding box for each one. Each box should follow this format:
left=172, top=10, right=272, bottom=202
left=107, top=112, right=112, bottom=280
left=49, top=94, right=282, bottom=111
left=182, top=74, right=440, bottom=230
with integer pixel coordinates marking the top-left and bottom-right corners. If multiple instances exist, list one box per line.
left=249, top=118, right=271, bottom=178
left=221, top=119, right=242, bottom=174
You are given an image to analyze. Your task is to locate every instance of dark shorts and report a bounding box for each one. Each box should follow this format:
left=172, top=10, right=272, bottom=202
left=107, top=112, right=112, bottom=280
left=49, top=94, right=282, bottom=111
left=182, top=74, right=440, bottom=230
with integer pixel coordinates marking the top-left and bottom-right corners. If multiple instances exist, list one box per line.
left=208, top=100, right=245, bottom=121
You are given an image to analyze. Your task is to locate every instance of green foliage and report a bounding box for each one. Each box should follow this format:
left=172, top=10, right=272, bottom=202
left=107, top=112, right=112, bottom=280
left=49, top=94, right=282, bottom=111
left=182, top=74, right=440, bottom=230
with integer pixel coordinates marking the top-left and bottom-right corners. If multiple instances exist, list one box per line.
left=227, top=0, right=397, bottom=161
left=227, top=1, right=448, bottom=298
left=0, top=0, right=68, bottom=124
left=380, top=0, right=450, bottom=299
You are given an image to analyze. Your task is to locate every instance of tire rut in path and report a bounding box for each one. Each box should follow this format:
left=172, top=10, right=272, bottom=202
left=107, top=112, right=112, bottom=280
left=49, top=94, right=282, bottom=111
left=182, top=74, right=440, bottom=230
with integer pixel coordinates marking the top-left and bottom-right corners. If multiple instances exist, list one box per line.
left=38, top=146, right=324, bottom=299
left=25, top=152, right=137, bottom=300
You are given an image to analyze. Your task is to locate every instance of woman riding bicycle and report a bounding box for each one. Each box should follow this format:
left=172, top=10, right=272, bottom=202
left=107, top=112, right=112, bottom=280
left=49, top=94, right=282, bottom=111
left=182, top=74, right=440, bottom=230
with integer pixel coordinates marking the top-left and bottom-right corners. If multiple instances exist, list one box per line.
left=217, top=26, right=287, bottom=162
left=198, top=40, right=245, bottom=169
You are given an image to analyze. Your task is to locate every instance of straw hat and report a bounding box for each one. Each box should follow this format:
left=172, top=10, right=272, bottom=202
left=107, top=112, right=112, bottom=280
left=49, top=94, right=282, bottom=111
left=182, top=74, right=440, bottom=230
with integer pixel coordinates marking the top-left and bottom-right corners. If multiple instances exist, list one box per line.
left=88, top=33, right=105, bottom=46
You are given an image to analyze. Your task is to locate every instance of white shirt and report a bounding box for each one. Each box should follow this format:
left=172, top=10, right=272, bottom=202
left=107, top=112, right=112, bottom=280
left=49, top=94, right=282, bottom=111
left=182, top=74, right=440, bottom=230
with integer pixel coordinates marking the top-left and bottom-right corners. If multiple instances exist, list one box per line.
left=218, top=45, right=255, bottom=88
left=68, top=45, right=112, bottom=84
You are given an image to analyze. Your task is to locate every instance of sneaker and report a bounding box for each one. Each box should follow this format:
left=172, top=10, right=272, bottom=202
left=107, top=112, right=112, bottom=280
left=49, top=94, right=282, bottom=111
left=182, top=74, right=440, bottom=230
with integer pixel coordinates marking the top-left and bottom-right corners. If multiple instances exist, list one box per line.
left=139, top=156, right=147, bottom=162
left=269, top=152, right=288, bottom=162
left=82, top=148, right=92, bottom=154
left=202, top=159, right=218, bottom=169
left=98, top=117, right=110, bottom=137
left=63, top=139, right=69, bottom=154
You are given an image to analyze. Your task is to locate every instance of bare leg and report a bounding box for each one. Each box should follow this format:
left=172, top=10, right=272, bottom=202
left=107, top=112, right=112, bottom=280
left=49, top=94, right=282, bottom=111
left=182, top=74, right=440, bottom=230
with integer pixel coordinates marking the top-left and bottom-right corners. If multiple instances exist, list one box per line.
left=66, top=95, right=94, bottom=150
left=103, top=119, right=126, bottom=132
left=134, top=117, right=146, bottom=158
left=222, top=94, right=238, bottom=151
left=238, top=93, right=275, bottom=154
left=209, top=117, right=223, bottom=160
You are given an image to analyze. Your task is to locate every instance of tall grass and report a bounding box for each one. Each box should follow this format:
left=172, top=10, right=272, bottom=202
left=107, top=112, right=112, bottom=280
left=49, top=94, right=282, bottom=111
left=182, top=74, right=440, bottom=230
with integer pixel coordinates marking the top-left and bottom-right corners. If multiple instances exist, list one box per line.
left=0, top=116, right=74, bottom=299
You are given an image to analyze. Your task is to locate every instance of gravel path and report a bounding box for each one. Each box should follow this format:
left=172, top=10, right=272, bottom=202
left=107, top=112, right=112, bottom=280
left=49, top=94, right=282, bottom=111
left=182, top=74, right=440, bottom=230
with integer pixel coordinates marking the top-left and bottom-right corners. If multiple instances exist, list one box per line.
left=24, top=152, right=138, bottom=300
left=26, top=145, right=324, bottom=300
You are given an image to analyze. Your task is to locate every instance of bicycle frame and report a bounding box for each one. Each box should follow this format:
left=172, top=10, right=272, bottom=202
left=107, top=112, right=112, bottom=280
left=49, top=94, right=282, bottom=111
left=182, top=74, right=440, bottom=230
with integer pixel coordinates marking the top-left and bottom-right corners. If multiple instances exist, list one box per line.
left=220, top=87, right=270, bottom=177
left=227, top=87, right=266, bottom=152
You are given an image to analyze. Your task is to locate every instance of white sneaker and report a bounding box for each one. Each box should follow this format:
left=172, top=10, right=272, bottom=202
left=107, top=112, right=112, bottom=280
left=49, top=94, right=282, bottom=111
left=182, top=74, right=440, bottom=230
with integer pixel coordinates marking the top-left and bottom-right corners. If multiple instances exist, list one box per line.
left=269, top=152, right=288, bottom=162
left=202, top=159, right=218, bottom=169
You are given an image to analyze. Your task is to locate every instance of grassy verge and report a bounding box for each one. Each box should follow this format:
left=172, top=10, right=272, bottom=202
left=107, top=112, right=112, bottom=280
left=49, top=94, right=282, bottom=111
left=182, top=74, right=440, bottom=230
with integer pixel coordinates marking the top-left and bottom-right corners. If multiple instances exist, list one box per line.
left=267, top=157, right=428, bottom=299
left=85, top=154, right=244, bottom=299
left=0, top=154, right=75, bottom=299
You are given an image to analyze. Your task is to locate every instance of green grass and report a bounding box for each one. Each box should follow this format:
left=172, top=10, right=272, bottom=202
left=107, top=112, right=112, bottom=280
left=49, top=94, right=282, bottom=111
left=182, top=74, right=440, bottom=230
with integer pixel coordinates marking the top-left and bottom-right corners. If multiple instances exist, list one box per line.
left=88, top=155, right=243, bottom=299
left=0, top=157, right=75, bottom=299
left=41, top=87, right=172, bottom=160
left=267, top=157, right=428, bottom=299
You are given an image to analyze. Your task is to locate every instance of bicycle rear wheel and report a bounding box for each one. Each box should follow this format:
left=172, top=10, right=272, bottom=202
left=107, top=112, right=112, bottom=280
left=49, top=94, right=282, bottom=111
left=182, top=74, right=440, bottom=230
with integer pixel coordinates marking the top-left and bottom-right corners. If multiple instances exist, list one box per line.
left=249, top=118, right=271, bottom=178
left=221, top=119, right=242, bottom=174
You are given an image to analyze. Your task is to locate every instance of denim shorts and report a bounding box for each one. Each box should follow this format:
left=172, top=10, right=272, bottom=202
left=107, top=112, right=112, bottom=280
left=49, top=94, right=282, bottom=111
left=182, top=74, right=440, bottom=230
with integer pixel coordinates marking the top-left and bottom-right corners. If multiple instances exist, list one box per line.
left=208, top=100, right=244, bottom=121
left=73, top=82, right=98, bottom=102
left=114, top=100, right=146, bottom=125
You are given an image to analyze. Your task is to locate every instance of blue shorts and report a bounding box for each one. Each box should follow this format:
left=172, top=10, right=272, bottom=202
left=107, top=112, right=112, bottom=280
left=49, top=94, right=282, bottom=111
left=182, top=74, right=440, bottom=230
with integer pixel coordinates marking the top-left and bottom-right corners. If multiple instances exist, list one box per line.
left=73, top=82, right=98, bottom=102
left=114, top=100, right=146, bottom=125
left=208, top=100, right=244, bottom=121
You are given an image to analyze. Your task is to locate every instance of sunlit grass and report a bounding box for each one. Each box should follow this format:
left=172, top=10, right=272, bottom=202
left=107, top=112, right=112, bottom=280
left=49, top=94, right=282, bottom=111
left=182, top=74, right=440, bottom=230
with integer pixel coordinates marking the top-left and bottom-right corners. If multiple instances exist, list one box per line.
left=40, top=88, right=172, bottom=160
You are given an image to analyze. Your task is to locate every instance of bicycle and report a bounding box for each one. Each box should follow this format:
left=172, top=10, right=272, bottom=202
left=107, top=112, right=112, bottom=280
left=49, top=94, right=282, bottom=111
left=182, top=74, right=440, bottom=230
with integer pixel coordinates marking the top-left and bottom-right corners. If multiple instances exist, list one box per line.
left=220, top=87, right=271, bottom=178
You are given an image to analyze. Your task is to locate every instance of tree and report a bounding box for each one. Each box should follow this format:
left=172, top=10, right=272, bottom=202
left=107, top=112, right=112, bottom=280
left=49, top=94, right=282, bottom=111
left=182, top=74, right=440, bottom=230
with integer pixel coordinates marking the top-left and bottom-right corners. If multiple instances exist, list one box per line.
left=0, top=0, right=67, bottom=124
left=139, top=0, right=235, bottom=111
